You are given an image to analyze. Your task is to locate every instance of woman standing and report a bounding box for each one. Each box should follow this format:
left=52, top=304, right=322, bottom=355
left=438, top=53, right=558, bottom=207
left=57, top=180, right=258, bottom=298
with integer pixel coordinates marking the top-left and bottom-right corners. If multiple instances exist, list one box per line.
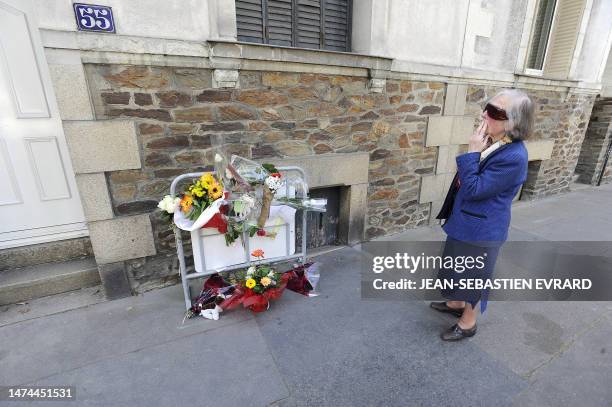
left=431, top=89, right=533, bottom=341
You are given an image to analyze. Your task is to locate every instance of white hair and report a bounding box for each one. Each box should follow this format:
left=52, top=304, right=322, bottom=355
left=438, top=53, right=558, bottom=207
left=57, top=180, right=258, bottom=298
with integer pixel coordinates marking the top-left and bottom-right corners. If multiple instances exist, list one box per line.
left=491, top=89, right=534, bottom=141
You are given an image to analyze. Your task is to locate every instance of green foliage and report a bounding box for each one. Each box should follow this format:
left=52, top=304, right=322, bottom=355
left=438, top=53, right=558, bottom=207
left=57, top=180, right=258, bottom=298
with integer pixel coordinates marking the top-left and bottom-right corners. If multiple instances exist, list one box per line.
left=186, top=197, right=214, bottom=221
left=236, top=263, right=281, bottom=294
left=224, top=221, right=242, bottom=246
left=262, top=163, right=278, bottom=174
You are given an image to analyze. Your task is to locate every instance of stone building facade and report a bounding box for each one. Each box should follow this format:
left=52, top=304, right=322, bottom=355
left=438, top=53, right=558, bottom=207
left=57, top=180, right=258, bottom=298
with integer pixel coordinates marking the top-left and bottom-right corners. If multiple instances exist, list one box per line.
left=1, top=0, right=611, bottom=300
left=76, top=52, right=597, bottom=292
left=575, top=97, right=612, bottom=185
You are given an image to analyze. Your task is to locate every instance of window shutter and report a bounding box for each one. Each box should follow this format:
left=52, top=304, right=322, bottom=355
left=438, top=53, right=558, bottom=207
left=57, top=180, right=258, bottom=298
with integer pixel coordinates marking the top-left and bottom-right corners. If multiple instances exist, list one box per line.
left=296, top=0, right=322, bottom=49
left=322, top=0, right=351, bottom=52
left=543, top=0, right=586, bottom=78
left=236, top=0, right=265, bottom=43
left=235, top=0, right=351, bottom=52
left=267, top=0, right=293, bottom=46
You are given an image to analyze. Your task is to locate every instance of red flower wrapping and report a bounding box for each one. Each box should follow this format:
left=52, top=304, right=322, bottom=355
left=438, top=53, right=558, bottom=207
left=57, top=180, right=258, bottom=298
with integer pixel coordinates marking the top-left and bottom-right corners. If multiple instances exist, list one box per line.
left=241, top=288, right=268, bottom=309
left=219, top=286, right=244, bottom=310
left=202, top=211, right=227, bottom=233
left=203, top=273, right=229, bottom=290
left=220, top=273, right=291, bottom=313
left=263, top=272, right=290, bottom=301
left=285, top=263, right=314, bottom=296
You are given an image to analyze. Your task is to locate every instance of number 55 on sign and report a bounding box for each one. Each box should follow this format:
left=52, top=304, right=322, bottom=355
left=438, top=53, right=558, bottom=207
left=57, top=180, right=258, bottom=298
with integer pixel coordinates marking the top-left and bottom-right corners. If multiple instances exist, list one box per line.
left=73, top=3, right=115, bottom=33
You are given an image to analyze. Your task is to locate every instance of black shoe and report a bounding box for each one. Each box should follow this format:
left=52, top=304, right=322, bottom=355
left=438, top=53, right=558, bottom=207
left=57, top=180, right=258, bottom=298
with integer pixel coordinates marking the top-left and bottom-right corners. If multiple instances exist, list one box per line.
left=440, top=323, right=477, bottom=341
left=429, top=301, right=464, bottom=318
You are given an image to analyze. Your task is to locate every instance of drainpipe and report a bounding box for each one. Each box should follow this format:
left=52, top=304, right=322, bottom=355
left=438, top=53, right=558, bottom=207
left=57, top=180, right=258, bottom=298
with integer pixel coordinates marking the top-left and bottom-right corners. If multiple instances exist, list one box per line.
left=597, top=137, right=612, bottom=186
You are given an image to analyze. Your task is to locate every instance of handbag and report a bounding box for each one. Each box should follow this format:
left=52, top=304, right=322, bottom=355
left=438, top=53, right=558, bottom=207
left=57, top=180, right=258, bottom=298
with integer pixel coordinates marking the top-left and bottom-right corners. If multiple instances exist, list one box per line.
left=436, top=172, right=459, bottom=223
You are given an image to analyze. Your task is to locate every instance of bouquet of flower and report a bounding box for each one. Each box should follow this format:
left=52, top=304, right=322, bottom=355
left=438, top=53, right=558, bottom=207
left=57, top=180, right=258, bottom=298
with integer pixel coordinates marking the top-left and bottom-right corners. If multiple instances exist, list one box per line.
left=183, top=255, right=320, bottom=320
left=220, top=249, right=290, bottom=312
left=158, top=172, right=227, bottom=235
left=241, top=249, right=282, bottom=293
left=179, top=173, right=224, bottom=221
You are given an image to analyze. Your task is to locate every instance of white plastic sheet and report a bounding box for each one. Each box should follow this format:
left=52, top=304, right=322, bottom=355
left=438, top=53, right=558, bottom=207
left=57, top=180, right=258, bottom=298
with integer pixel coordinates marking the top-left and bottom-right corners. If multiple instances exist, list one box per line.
left=173, top=197, right=225, bottom=232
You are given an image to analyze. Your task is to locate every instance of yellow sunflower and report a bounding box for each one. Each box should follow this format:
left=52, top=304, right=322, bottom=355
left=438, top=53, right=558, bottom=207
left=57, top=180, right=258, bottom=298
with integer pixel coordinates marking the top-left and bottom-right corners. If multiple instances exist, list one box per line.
left=245, top=278, right=256, bottom=289
left=209, top=183, right=223, bottom=199
left=200, top=173, right=215, bottom=189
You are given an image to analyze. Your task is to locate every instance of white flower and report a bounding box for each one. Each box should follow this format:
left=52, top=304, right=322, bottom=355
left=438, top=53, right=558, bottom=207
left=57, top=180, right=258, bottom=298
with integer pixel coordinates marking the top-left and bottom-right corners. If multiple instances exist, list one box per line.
left=214, top=153, right=223, bottom=163
left=246, top=266, right=256, bottom=276
left=265, top=175, right=283, bottom=192
left=158, top=195, right=180, bottom=214
left=267, top=270, right=274, bottom=277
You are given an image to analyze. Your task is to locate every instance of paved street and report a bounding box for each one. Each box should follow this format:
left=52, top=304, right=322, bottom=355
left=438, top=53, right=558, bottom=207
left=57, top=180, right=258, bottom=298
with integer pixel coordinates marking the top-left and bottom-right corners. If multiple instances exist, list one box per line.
left=2, top=182, right=611, bottom=406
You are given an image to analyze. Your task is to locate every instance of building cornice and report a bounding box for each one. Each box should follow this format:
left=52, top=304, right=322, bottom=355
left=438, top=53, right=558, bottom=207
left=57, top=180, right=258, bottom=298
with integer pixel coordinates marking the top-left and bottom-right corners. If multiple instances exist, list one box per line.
left=39, top=29, right=602, bottom=95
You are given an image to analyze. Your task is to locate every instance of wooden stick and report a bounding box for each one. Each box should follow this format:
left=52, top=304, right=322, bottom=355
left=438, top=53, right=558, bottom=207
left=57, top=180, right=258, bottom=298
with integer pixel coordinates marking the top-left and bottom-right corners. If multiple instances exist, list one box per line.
left=257, top=185, right=273, bottom=228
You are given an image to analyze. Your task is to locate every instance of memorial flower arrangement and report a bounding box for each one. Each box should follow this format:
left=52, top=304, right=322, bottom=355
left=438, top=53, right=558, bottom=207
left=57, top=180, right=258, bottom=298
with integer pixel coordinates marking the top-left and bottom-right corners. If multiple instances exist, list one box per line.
left=184, top=250, right=313, bottom=319
left=180, top=172, right=224, bottom=221
left=156, top=153, right=326, bottom=321
left=240, top=249, right=284, bottom=294
left=216, top=157, right=287, bottom=245
left=157, top=154, right=296, bottom=246
left=218, top=249, right=290, bottom=312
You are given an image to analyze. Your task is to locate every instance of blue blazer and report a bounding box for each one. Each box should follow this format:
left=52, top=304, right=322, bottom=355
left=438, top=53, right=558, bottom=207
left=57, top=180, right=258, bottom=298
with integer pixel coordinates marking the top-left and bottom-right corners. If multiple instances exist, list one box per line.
left=439, top=140, right=528, bottom=247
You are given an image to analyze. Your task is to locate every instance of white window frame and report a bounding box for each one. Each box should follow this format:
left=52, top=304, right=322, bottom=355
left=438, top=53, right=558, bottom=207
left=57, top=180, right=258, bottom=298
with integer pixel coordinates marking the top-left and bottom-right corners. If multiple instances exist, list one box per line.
left=524, top=0, right=559, bottom=76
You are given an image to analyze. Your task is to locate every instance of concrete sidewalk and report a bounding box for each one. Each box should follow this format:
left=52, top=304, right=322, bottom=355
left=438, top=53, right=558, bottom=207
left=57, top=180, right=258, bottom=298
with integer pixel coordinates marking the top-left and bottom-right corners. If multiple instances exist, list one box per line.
left=1, top=183, right=612, bottom=406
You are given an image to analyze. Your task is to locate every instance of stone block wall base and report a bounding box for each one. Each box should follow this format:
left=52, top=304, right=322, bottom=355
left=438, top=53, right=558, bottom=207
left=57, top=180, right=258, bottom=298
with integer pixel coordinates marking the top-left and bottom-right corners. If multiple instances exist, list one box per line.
left=98, top=261, right=133, bottom=300
left=88, top=214, right=157, bottom=264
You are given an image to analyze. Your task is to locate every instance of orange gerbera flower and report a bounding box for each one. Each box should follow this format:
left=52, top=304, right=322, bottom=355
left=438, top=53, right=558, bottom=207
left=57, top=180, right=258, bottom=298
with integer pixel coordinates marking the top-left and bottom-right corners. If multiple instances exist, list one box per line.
left=180, top=194, right=193, bottom=213
left=251, top=249, right=264, bottom=258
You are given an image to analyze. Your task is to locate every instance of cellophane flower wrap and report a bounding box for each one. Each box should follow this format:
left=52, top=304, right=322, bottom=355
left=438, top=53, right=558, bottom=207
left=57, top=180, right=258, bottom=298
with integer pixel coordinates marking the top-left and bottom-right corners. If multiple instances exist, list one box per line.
left=172, top=172, right=227, bottom=232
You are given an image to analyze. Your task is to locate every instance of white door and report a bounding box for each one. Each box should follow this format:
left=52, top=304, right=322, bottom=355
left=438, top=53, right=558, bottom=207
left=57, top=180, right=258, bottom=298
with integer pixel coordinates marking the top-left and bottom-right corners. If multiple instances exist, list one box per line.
left=0, top=0, right=87, bottom=249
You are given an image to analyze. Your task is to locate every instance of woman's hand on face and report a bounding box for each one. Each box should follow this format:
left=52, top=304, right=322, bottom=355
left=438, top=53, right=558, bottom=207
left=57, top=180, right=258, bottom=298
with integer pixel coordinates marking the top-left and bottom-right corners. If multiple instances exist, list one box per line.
left=468, top=121, right=490, bottom=153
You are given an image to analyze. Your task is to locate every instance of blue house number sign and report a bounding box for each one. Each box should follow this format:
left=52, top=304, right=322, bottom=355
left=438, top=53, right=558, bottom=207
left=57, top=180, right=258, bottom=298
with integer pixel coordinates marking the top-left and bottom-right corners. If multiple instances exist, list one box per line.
left=73, top=3, right=115, bottom=33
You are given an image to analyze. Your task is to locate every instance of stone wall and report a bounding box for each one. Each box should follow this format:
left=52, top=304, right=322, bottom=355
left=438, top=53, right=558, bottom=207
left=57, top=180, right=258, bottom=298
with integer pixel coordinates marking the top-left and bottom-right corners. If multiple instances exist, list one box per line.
left=82, top=64, right=597, bottom=291
left=575, top=97, right=612, bottom=185
left=464, top=85, right=596, bottom=199
left=84, top=65, right=443, bottom=291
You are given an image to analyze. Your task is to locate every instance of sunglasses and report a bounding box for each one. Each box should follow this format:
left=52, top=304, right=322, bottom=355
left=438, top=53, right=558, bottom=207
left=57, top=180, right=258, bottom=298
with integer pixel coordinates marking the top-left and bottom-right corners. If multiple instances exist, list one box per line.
left=483, top=103, right=508, bottom=121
